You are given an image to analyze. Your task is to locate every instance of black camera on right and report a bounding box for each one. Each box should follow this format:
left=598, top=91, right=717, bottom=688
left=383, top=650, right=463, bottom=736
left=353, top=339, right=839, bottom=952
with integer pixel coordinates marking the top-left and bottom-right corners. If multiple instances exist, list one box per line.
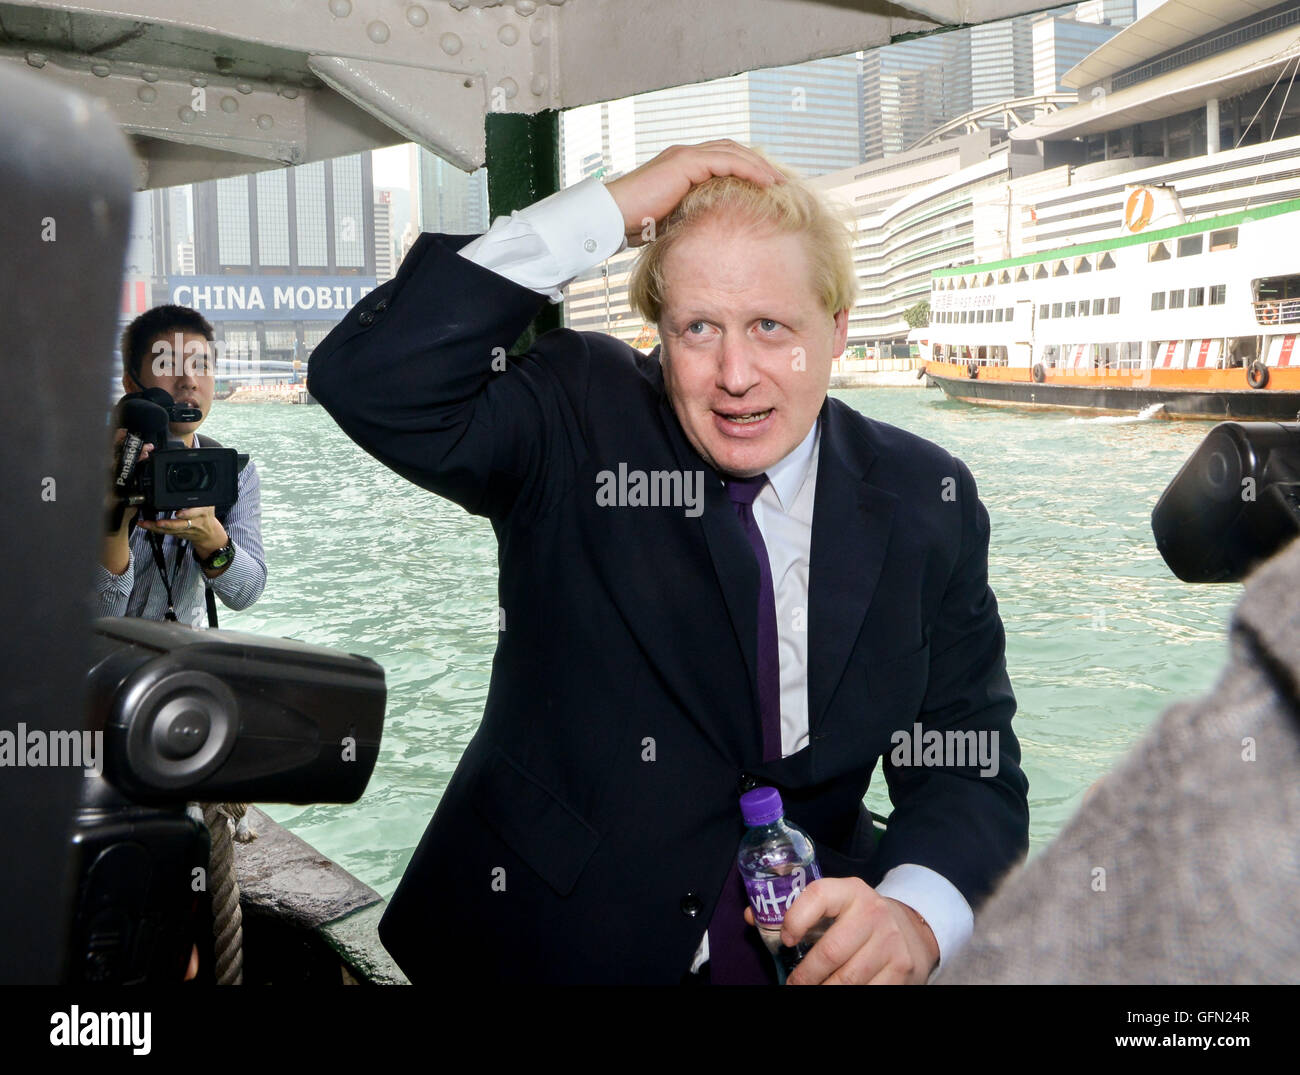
left=1153, top=422, right=1300, bottom=582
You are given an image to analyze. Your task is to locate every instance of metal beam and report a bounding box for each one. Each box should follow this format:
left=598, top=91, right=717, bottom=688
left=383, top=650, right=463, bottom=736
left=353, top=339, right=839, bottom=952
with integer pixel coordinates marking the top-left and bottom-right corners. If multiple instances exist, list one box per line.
left=486, top=108, right=561, bottom=343
left=0, top=0, right=1064, bottom=186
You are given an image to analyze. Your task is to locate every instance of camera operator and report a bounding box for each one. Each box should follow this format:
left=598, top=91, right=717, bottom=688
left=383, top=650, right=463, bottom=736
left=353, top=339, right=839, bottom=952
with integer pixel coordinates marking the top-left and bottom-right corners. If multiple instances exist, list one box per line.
left=97, top=305, right=266, bottom=626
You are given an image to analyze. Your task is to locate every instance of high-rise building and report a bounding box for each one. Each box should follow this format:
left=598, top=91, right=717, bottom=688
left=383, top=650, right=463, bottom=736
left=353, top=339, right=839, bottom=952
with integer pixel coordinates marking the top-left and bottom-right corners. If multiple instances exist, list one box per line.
left=374, top=190, right=395, bottom=282
left=970, top=16, right=1037, bottom=116
left=177, top=153, right=378, bottom=368
left=175, top=241, right=195, bottom=276
left=1033, top=15, right=1125, bottom=95
left=566, top=54, right=861, bottom=183
left=120, top=191, right=158, bottom=346
left=859, top=33, right=971, bottom=161
left=416, top=150, right=489, bottom=234
left=1073, top=0, right=1137, bottom=26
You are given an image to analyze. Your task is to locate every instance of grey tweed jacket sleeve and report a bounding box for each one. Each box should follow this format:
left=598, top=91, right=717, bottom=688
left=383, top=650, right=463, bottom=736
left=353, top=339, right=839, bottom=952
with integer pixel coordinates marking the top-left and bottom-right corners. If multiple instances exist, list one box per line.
left=938, top=535, right=1300, bottom=985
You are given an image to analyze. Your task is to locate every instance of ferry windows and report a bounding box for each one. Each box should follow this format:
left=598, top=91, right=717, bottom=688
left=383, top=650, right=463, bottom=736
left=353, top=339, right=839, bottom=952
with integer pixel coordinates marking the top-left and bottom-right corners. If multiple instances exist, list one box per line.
left=957, top=277, right=967, bottom=289
left=1078, top=299, right=1089, bottom=317
left=1209, top=228, right=1238, bottom=251
left=999, top=271, right=1011, bottom=284
left=995, top=308, right=1004, bottom=322
left=1093, top=298, right=1105, bottom=315
left=1039, top=303, right=1050, bottom=318
left=1189, top=287, right=1205, bottom=307
left=983, top=274, right=994, bottom=287
left=1053, top=261, right=1069, bottom=277
left=1169, top=289, right=1185, bottom=309
left=1075, top=256, right=1092, bottom=273
left=1151, top=292, right=1166, bottom=311
left=1017, top=266, right=1030, bottom=282
left=1065, top=301, right=1077, bottom=317
left=1148, top=242, right=1172, bottom=262
left=1099, top=252, right=1117, bottom=269
left=1177, top=235, right=1203, bottom=257
left=1210, top=284, right=1227, bottom=304
left=1108, top=297, right=1121, bottom=314
left=1035, top=264, right=1049, bottom=280
left=1005, top=307, right=1013, bottom=320
left=1052, top=302, right=1063, bottom=318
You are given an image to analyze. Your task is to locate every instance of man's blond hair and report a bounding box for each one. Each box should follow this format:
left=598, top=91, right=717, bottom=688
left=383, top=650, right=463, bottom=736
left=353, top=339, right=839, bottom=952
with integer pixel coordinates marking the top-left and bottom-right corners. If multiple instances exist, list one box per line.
left=627, top=147, right=858, bottom=326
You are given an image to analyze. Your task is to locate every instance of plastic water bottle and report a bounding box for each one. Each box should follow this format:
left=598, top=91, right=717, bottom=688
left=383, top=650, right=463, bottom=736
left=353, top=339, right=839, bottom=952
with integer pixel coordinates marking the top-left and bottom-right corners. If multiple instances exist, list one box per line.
left=737, top=786, right=825, bottom=984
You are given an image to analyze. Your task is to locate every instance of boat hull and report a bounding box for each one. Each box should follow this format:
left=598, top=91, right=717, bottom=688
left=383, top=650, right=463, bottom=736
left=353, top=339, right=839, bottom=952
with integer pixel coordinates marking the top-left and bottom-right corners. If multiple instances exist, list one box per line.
left=925, top=362, right=1300, bottom=421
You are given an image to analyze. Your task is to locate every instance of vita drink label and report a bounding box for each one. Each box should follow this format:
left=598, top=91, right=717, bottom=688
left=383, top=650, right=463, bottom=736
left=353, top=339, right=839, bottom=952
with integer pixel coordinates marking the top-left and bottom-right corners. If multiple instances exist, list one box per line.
left=743, top=862, right=822, bottom=928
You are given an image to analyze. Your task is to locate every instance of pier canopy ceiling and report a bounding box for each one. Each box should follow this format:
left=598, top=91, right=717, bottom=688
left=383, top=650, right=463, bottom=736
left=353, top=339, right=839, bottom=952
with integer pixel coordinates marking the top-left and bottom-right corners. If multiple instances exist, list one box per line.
left=1062, top=0, right=1286, bottom=90
left=0, top=0, right=1061, bottom=189
left=1010, top=27, right=1300, bottom=143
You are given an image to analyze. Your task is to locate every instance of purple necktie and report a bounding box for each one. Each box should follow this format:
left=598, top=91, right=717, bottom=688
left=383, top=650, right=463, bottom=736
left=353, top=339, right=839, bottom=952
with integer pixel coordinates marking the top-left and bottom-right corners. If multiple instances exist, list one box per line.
left=706, top=473, right=782, bottom=985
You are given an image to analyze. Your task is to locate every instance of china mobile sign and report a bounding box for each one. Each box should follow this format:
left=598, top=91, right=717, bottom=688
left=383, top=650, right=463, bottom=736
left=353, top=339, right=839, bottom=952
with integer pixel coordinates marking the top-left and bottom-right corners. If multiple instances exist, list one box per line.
left=169, top=276, right=377, bottom=321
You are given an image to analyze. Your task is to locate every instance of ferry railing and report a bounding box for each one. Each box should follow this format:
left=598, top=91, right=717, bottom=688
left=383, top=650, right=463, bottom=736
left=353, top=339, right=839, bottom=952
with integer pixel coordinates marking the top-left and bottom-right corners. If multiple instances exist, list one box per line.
left=1253, top=299, right=1300, bottom=326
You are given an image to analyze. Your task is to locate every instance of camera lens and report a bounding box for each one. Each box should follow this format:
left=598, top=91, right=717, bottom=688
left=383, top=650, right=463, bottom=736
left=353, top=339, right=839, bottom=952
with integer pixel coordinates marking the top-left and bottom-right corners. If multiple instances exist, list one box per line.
left=165, top=461, right=213, bottom=493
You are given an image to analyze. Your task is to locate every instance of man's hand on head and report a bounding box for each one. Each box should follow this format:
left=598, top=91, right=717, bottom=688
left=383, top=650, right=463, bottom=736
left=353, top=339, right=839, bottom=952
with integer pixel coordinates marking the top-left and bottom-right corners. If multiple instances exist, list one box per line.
left=744, top=876, right=940, bottom=984
left=604, top=139, right=786, bottom=248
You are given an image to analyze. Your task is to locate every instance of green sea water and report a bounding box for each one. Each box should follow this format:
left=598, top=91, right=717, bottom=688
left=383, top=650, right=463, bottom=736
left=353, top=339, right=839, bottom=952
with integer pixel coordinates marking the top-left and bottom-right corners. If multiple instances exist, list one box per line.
left=203, top=386, right=1240, bottom=899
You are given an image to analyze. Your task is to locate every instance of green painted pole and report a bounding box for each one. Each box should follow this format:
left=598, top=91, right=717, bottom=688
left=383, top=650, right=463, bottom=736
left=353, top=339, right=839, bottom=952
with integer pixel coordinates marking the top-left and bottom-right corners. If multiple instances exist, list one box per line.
left=485, top=109, right=562, bottom=349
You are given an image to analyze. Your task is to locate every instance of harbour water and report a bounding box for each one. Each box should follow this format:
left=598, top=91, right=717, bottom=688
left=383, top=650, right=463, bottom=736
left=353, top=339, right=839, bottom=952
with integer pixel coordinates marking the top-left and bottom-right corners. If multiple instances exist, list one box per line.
left=203, top=387, right=1241, bottom=899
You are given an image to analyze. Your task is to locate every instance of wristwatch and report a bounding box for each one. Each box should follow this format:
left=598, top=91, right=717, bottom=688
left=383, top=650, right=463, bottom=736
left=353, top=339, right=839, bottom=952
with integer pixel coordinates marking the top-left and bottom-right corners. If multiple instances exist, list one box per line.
left=195, top=539, right=236, bottom=572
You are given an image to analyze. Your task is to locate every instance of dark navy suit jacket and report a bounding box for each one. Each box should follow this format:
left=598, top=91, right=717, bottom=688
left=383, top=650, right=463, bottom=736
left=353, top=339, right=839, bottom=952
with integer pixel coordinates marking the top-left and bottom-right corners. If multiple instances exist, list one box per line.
left=308, top=231, right=1030, bottom=984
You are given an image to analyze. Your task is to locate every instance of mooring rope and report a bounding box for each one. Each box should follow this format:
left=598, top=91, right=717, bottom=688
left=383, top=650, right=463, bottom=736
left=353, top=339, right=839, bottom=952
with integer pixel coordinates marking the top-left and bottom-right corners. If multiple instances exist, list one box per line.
left=201, top=802, right=251, bottom=985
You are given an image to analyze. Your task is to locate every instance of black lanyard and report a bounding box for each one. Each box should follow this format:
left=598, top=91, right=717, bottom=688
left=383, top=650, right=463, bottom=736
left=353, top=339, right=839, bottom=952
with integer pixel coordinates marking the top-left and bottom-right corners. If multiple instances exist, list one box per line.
left=146, top=525, right=186, bottom=622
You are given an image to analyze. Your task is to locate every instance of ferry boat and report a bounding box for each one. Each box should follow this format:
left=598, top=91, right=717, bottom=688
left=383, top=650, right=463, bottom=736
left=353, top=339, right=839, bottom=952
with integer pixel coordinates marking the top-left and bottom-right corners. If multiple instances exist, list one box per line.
left=921, top=191, right=1300, bottom=420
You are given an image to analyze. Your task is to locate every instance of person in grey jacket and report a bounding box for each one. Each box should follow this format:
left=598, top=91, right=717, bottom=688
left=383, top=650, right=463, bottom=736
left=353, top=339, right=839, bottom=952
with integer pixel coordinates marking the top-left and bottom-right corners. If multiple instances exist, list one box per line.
left=938, top=534, right=1300, bottom=984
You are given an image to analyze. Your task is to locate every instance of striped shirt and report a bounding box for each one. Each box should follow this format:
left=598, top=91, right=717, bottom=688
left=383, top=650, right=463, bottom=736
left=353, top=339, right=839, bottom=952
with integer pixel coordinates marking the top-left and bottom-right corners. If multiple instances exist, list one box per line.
left=94, top=453, right=267, bottom=627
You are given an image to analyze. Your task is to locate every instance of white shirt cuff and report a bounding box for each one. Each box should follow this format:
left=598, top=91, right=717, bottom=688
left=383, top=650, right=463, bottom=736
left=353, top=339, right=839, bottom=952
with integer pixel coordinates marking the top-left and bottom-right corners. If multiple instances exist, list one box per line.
left=875, top=863, right=973, bottom=982
left=456, top=176, right=627, bottom=303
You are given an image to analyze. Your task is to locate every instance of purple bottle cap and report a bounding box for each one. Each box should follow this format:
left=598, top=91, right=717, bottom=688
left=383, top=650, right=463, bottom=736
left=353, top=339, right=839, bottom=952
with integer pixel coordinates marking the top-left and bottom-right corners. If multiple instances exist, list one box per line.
left=740, top=786, right=784, bottom=827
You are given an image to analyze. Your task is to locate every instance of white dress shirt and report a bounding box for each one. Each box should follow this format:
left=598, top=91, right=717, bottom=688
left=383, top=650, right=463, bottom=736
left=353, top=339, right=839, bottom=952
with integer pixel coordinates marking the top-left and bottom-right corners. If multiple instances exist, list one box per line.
left=454, top=177, right=973, bottom=976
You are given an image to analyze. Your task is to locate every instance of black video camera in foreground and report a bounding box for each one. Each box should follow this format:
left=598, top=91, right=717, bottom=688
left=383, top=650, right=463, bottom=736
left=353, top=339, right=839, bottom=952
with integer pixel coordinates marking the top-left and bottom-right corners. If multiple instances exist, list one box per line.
left=67, top=617, right=386, bottom=984
left=108, top=388, right=243, bottom=528
left=1153, top=422, right=1300, bottom=582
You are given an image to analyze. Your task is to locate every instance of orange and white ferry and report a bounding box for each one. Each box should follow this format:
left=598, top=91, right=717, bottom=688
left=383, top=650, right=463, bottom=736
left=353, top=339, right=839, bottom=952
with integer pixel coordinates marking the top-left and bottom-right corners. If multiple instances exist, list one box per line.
left=920, top=192, right=1300, bottom=420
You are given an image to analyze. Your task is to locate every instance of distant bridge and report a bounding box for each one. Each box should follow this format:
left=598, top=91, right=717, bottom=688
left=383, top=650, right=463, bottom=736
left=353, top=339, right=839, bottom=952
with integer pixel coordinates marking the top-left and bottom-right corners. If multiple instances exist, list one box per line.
left=906, top=93, right=1077, bottom=151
